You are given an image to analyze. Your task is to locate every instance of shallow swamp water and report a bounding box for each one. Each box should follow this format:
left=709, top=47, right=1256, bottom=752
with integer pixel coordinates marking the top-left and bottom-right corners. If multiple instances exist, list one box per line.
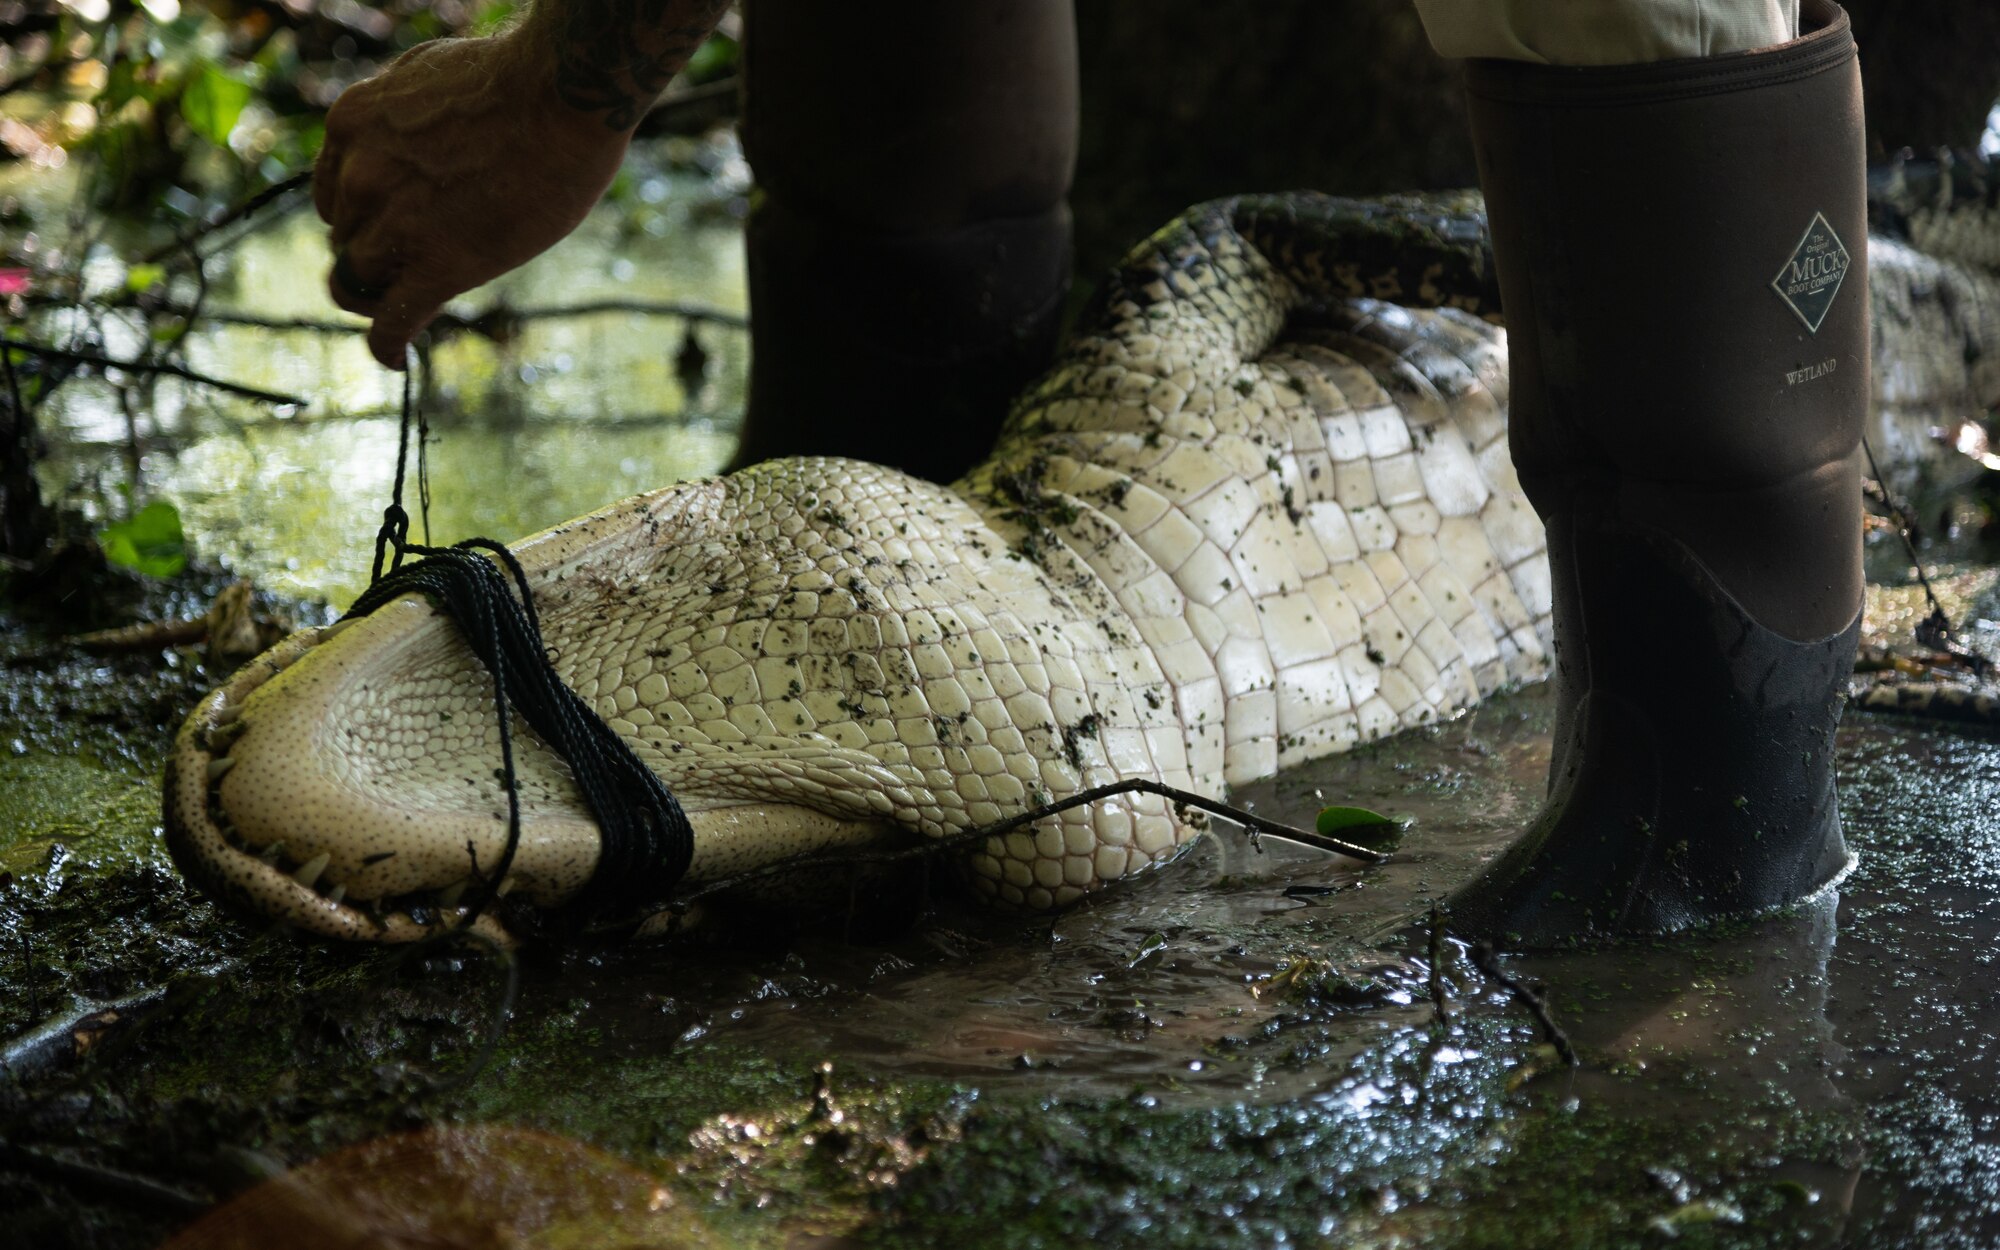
left=5, top=152, right=2000, bottom=1249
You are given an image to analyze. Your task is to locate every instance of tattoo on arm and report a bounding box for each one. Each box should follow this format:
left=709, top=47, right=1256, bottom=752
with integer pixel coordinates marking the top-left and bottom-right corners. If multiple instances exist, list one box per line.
left=546, top=0, right=730, bottom=130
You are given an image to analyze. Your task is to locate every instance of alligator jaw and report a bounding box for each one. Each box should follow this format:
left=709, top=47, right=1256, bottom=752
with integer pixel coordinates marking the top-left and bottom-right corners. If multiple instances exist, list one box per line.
left=162, top=622, right=484, bottom=944
left=164, top=611, right=895, bottom=944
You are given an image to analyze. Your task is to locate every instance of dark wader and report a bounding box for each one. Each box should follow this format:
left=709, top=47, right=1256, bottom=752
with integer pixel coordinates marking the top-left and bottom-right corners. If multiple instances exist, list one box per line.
left=733, top=0, right=1079, bottom=484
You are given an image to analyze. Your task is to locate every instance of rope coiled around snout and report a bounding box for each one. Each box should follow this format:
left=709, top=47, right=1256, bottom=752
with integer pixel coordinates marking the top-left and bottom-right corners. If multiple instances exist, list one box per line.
left=341, top=355, right=693, bottom=933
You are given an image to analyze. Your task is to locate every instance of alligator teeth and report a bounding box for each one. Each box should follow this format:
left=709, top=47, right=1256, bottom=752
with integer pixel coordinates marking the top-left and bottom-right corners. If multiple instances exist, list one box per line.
left=292, top=852, right=331, bottom=888
left=318, top=618, right=356, bottom=642
left=207, top=721, right=245, bottom=752
left=257, top=840, right=286, bottom=864
left=213, top=702, right=242, bottom=726
left=438, top=878, right=469, bottom=910
left=326, top=883, right=347, bottom=905
left=206, top=757, right=236, bottom=782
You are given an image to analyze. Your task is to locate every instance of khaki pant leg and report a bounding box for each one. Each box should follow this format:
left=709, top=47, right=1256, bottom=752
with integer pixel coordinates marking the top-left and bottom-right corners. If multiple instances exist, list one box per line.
left=1412, top=0, right=1798, bottom=63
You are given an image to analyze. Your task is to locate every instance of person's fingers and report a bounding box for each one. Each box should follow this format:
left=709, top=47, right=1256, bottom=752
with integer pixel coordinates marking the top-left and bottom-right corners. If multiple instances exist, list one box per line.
left=364, top=277, right=454, bottom=370
left=328, top=254, right=393, bottom=314
left=327, top=233, right=399, bottom=316
left=321, top=150, right=400, bottom=252
left=313, top=90, right=365, bottom=224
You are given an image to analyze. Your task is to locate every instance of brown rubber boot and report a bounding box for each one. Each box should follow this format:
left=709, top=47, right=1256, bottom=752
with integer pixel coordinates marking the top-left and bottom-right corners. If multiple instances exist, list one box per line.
left=732, top=0, right=1078, bottom=483
left=1447, top=0, right=1868, bottom=945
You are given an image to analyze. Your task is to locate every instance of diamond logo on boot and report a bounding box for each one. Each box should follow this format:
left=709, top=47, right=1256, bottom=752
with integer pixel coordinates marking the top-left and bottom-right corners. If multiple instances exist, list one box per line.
left=1771, top=212, right=1852, bottom=333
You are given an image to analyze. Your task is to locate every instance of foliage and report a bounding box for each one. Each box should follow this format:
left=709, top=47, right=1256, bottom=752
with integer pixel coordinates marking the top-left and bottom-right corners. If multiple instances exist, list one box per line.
left=3, top=0, right=430, bottom=219
left=99, top=499, right=188, bottom=577
left=178, top=62, right=252, bottom=148
left=1315, top=802, right=1403, bottom=851
left=680, top=29, right=737, bottom=84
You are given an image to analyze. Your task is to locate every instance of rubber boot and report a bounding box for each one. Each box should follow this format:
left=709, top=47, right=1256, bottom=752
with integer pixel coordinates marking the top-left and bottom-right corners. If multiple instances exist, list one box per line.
left=1447, top=0, right=1868, bottom=944
left=733, top=0, right=1078, bottom=484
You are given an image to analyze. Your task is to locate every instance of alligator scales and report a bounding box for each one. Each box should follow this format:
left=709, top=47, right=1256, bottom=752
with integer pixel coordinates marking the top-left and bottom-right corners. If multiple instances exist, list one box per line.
left=162, top=194, right=1603, bottom=941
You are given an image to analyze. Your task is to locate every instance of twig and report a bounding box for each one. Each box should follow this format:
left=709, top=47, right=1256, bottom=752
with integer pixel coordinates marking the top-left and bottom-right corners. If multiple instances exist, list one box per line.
left=1468, top=939, right=1576, bottom=1066
left=380, top=925, right=520, bottom=1097
left=0, top=1140, right=207, bottom=1216
left=1862, top=434, right=1949, bottom=635
left=1860, top=476, right=1923, bottom=540
left=25, top=293, right=749, bottom=335
left=140, top=171, right=314, bottom=265
left=485, top=298, right=747, bottom=330
left=1426, top=901, right=1452, bottom=1027
left=1862, top=434, right=1991, bottom=676
left=639, top=776, right=1386, bottom=931
left=0, top=338, right=306, bottom=408
left=0, top=985, right=172, bottom=1079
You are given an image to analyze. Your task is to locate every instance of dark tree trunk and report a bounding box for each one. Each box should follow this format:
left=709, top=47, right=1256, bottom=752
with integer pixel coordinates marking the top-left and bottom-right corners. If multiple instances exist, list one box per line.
left=0, top=353, right=50, bottom=563
left=1846, top=0, right=2000, bottom=159
left=1072, top=0, right=1474, bottom=281
left=734, top=0, right=1079, bottom=483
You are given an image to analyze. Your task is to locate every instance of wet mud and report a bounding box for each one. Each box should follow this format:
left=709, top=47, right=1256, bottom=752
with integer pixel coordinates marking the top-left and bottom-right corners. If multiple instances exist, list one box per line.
left=4, top=611, right=1999, bottom=1249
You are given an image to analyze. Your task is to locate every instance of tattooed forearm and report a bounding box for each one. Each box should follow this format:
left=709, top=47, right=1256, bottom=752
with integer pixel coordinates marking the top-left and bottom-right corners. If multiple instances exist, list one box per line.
left=536, top=0, right=730, bottom=130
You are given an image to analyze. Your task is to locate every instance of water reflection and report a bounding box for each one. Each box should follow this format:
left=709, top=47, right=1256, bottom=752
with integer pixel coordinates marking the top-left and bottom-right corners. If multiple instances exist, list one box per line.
left=25, top=166, right=748, bottom=608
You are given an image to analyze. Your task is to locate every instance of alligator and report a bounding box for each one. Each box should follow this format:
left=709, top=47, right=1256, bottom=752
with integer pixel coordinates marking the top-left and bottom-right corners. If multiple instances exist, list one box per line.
left=161, top=188, right=2000, bottom=944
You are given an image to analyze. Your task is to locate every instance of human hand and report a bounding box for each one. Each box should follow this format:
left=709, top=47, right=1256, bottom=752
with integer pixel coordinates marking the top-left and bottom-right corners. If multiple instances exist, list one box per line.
left=314, top=34, right=636, bottom=368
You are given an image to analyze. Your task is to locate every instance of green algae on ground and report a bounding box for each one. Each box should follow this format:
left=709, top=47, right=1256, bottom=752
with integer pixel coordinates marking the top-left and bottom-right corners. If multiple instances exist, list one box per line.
left=0, top=753, right=166, bottom=885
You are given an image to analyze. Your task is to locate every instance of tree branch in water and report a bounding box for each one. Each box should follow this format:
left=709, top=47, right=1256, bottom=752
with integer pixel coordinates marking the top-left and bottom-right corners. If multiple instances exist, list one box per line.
left=1, top=339, right=306, bottom=408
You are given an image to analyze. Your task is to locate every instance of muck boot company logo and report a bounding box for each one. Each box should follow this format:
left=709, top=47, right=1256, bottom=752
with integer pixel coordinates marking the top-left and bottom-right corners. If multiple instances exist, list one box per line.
left=1771, top=212, right=1851, bottom=333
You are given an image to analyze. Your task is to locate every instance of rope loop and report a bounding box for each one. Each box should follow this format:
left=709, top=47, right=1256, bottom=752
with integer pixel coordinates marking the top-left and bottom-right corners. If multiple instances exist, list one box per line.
left=345, top=344, right=694, bottom=933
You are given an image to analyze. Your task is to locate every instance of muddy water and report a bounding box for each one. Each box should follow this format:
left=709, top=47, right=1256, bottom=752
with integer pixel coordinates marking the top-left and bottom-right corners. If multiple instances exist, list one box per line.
left=6, top=157, right=2000, bottom=1247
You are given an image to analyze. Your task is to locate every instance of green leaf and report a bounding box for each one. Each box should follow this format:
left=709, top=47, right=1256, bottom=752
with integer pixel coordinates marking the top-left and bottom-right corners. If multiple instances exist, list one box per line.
left=100, top=501, right=187, bottom=578
left=124, top=263, right=166, bottom=294
left=683, top=33, right=738, bottom=83
left=471, top=0, right=518, bottom=36
left=180, top=64, right=250, bottom=147
left=1314, top=805, right=1399, bottom=836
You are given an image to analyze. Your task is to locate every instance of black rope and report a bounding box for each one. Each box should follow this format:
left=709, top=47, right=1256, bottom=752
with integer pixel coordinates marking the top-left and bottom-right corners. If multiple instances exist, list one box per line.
left=345, top=349, right=693, bottom=930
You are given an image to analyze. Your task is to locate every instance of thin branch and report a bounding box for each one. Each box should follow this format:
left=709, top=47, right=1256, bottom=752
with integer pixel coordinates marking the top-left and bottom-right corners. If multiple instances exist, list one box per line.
left=139, top=171, right=314, bottom=265
left=25, top=293, right=749, bottom=335
left=487, top=298, right=747, bottom=330
left=639, top=776, right=1386, bottom=931
left=1, top=338, right=306, bottom=408
left=1862, top=434, right=1950, bottom=635
left=0, top=985, right=169, bottom=1079
left=0, top=1141, right=206, bottom=1216
left=430, top=930, right=518, bottom=1094
left=1468, top=939, right=1577, bottom=1066
left=1861, top=433, right=1990, bottom=675
left=1427, top=900, right=1453, bottom=1027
